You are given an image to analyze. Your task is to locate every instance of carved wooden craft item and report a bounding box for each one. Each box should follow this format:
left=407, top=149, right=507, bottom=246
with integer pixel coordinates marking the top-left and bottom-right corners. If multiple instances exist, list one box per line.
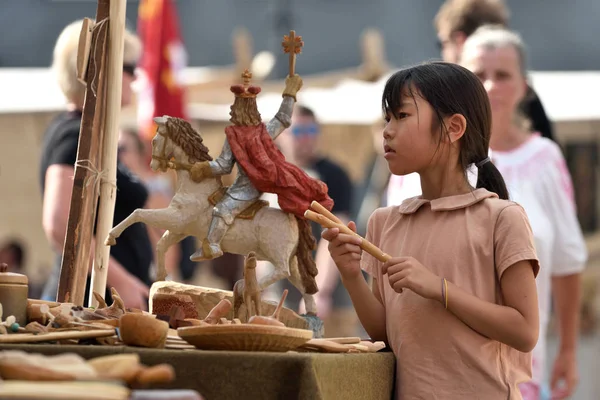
left=233, top=251, right=261, bottom=321
left=0, top=262, right=28, bottom=326
left=0, top=350, right=175, bottom=388
left=105, top=30, right=335, bottom=319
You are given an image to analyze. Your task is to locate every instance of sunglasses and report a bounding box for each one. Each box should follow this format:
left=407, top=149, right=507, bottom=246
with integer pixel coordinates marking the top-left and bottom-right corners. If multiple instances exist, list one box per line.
left=123, top=64, right=136, bottom=76
left=291, top=123, right=319, bottom=137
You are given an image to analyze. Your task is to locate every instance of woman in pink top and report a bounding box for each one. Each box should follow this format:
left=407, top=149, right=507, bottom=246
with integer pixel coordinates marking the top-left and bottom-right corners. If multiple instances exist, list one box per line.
left=322, top=62, right=540, bottom=399
left=461, top=26, right=586, bottom=400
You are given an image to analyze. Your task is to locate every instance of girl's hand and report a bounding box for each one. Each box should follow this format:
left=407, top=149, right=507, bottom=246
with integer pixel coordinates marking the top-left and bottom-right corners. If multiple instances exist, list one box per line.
left=382, top=257, right=441, bottom=301
left=321, top=221, right=363, bottom=282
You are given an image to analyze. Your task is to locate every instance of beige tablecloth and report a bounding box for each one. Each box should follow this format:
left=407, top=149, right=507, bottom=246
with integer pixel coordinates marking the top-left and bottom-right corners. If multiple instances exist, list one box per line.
left=0, top=344, right=395, bottom=400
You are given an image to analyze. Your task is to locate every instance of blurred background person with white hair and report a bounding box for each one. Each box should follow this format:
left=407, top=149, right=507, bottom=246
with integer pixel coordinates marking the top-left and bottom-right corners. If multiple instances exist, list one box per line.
left=461, top=25, right=587, bottom=400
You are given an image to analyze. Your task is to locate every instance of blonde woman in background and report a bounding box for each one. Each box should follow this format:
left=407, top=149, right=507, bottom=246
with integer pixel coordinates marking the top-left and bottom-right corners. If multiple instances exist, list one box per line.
left=461, top=26, right=586, bottom=400
left=39, top=20, right=152, bottom=309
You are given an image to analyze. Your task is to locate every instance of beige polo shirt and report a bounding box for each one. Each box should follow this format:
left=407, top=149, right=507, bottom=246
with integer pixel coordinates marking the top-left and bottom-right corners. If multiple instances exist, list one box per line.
left=362, top=188, right=539, bottom=400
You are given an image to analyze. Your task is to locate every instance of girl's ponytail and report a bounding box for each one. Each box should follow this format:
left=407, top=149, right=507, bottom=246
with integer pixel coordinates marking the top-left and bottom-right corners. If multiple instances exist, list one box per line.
left=475, top=158, right=509, bottom=200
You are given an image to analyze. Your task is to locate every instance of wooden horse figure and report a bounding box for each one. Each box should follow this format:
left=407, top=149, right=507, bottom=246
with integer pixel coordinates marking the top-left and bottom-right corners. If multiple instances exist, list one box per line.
left=105, top=116, right=321, bottom=314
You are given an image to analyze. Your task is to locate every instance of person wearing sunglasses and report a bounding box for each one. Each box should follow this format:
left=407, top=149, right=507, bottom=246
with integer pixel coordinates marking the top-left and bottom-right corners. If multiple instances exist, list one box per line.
left=280, top=105, right=357, bottom=336
left=39, top=20, right=151, bottom=310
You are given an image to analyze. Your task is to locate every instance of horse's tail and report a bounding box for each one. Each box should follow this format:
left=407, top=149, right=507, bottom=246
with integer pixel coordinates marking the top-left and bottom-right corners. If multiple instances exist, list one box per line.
left=294, top=216, right=319, bottom=295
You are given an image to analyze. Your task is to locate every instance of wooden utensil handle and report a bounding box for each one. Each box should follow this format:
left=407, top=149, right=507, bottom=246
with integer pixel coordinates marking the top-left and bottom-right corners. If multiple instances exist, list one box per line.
left=304, top=210, right=392, bottom=263
left=310, top=201, right=343, bottom=225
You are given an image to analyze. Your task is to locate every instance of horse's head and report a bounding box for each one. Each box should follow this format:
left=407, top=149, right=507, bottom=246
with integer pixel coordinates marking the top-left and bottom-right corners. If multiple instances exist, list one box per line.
left=150, top=116, right=175, bottom=172
left=150, top=116, right=213, bottom=173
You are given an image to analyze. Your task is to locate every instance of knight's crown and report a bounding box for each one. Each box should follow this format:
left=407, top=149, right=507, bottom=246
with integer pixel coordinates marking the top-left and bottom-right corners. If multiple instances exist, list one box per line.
left=230, top=69, right=261, bottom=98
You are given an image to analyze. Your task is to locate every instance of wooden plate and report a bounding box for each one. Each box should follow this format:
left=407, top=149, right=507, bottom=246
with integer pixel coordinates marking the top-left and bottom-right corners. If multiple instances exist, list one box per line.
left=177, top=324, right=313, bottom=352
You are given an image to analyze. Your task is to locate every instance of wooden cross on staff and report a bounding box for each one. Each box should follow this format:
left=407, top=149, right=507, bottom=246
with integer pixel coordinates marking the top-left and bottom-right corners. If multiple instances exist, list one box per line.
left=282, top=30, right=304, bottom=76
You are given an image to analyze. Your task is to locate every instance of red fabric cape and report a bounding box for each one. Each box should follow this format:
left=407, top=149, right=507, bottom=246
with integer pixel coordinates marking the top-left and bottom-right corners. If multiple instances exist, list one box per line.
left=225, top=124, right=334, bottom=218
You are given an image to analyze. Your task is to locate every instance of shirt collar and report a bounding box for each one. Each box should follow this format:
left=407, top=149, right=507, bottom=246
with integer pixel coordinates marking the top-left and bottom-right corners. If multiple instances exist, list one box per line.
left=397, top=188, right=498, bottom=214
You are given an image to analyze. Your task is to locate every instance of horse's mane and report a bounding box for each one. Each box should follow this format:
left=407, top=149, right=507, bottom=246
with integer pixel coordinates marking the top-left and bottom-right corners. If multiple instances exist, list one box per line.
left=164, top=117, right=212, bottom=163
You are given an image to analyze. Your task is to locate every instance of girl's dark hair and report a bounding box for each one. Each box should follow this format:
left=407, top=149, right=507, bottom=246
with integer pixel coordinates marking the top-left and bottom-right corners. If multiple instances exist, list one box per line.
left=382, top=61, right=509, bottom=200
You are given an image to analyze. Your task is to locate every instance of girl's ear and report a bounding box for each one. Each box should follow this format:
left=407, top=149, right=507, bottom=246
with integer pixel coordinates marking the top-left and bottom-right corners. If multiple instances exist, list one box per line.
left=445, top=113, right=467, bottom=143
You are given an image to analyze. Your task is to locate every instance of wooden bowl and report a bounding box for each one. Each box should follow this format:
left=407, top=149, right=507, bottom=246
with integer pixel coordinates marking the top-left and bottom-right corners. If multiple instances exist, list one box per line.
left=119, top=314, right=168, bottom=348
left=177, top=324, right=313, bottom=352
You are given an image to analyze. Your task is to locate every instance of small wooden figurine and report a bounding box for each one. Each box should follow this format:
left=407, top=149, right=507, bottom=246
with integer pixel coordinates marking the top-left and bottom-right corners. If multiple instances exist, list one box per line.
left=233, top=251, right=261, bottom=320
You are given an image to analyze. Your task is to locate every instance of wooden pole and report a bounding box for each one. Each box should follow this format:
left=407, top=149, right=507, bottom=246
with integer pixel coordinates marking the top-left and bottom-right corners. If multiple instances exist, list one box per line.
left=57, top=0, right=110, bottom=305
left=89, top=0, right=126, bottom=306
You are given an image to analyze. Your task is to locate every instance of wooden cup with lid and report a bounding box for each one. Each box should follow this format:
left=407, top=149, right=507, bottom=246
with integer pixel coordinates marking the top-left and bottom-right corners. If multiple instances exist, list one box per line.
left=0, top=262, right=28, bottom=325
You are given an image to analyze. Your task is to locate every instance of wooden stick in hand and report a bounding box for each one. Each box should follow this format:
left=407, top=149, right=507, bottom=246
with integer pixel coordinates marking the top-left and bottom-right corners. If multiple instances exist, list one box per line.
left=310, top=201, right=343, bottom=225
left=304, top=210, right=391, bottom=263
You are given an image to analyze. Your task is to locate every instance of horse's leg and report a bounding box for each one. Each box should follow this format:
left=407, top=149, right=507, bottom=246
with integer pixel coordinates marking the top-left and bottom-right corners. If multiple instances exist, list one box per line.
left=106, top=208, right=177, bottom=246
left=287, top=256, right=317, bottom=315
left=257, top=263, right=290, bottom=292
left=156, top=231, right=186, bottom=281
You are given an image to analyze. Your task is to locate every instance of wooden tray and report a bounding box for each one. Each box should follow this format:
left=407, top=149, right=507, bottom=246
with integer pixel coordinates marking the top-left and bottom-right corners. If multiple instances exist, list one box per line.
left=177, top=324, right=313, bottom=352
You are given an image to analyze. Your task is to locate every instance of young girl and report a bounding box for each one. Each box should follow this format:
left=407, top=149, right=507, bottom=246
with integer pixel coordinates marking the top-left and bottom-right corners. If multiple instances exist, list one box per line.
left=322, top=62, right=540, bottom=399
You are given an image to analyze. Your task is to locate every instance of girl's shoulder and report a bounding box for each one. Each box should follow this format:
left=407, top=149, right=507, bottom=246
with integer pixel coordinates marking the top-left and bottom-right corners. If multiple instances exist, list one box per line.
left=474, top=194, right=531, bottom=228
left=370, top=205, right=398, bottom=223
left=366, top=205, right=403, bottom=235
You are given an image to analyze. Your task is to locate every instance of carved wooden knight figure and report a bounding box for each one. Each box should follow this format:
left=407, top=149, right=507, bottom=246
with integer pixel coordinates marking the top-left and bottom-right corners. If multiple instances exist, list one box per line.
left=189, top=70, right=333, bottom=262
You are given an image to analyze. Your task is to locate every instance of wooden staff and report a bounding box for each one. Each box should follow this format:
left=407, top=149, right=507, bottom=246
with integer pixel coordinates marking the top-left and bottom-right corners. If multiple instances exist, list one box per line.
left=282, top=30, right=304, bottom=76
left=57, top=1, right=110, bottom=305
left=304, top=205, right=391, bottom=263
left=89, top=0, right=127, bottom=306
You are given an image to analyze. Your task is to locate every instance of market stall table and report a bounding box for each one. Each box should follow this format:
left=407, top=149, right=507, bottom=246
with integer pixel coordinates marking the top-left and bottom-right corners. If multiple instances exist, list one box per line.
left=0, top=344, right=395, bottom=400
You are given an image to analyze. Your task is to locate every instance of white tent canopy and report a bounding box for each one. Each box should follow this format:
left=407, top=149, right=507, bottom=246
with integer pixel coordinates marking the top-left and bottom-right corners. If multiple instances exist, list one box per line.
left=1, top=67, right=599, bottom=125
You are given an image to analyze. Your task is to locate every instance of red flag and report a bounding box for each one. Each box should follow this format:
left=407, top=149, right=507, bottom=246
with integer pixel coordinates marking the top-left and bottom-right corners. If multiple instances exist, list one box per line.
left=137, top=0, right=188, bottom=143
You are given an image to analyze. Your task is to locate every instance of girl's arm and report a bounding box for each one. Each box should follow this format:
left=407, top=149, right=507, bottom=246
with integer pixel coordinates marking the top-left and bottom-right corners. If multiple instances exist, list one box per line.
left=321, top=214, right=388, bottom=342
left=444, top=260, right=539, bottom=352
left=385, top=257, right=539, bottom=353
left=341, top=273, right=388, bottom=342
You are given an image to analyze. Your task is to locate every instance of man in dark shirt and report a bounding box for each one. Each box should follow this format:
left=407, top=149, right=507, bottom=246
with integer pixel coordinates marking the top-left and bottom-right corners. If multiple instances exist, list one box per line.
left=279, top=105, right=357, bottom=335
left=288, top=106, right=354, bottom=232
left=434, top=0, right=555, bottom=141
